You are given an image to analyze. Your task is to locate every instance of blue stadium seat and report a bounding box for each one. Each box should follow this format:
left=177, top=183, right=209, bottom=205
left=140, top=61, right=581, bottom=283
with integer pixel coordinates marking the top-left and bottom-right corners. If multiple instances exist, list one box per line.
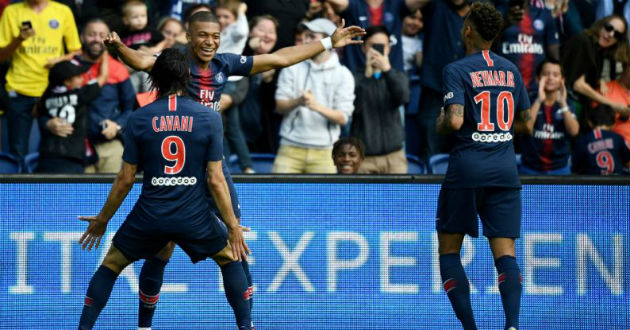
left=24, top=152, right=39, bottom=173
left=429, top=154, right=449, bottom=174
left=249, top=153, right=276, bottom=173
left=0, top=152, right=21, bottom=173
left=515, top=153, right=522, bottom=167
left=229, top=153, right=276, bottom=174
left=407, top=154, right=427, bottom=174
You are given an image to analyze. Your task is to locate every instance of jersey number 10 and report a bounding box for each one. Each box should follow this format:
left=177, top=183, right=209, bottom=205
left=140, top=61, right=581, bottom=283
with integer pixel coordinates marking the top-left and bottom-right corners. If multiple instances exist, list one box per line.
left=474, top=91, right=514, bottom=132
left=161, top=136, right=186, bottom=174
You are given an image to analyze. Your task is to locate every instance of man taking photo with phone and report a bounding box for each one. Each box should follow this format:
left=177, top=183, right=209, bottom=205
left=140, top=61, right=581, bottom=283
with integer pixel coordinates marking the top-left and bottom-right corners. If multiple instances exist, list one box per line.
left=350, top=25, right=410, bottom=174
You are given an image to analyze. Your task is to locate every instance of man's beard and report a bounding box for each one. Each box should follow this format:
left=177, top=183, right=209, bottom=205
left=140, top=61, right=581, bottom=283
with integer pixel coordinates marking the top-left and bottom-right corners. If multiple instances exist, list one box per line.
left=83, top=41, right=105, bottom=60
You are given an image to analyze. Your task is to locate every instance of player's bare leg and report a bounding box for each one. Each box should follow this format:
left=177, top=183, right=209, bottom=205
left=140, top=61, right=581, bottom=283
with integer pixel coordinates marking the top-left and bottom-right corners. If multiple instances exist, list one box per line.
left=213, top=242, right=253, bottom=330
left=438, top=233, right=477, bottom=330
left=79, top=245, right=132, bottom=330
left=137, top=242, right=176, bottom=330
left=490, top=237, right=521, bottom=330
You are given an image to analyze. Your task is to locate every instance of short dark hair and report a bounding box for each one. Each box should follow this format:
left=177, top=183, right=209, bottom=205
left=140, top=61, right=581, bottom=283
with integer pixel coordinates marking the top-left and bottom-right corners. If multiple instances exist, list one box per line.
left=81, top=17, right=109, bottom=35
left=150, top=48, right=189, bottom=98
left=467, top=2, right=503, bottom=42
left=536, top=58, right=564, bottom=77
left=332, top=137, right=365, bottom=159
left=364, top=25, right=389, bottom=42
left=588, top=104, right=617, bottom=127
left=188, top=10, right=220, bottom=27
left=183, top=4, right=213, bottom=24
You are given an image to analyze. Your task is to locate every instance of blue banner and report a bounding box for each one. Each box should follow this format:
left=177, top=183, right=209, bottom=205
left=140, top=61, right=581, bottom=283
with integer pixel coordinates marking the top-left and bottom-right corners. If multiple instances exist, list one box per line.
left=1, top=182, right=628, bottom=329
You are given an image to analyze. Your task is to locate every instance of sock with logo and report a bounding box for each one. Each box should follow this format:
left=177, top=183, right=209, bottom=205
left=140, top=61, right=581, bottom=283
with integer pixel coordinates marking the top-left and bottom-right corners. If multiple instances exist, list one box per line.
left=439, top=253, right=477, bottom=330
left=220, top=261, right=252, bottom=330
left=138, top=257, right=167, bottom=328
left=78, top=265, right=119, bottom=330
left=495, top=255, right=522, bottom=330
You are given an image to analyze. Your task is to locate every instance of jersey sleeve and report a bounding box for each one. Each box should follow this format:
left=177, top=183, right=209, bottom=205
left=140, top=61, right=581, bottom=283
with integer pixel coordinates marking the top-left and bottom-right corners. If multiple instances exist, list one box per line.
left=220, top=53, right=254, bottom=77
left=206, top=112, right=224, bottom=162
left=442, top=64, right=465, bottom=107
left=121, top=115, right=139, bottom=165
left=79, top=82, right=102, bottom=103
left=0, top=6, right=17, bottom=48
left=62, top=6, right=81, bottom=52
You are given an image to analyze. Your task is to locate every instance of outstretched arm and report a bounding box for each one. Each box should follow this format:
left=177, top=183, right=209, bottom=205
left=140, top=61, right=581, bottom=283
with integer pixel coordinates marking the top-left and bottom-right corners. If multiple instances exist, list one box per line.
left=249, top=19, right=364, bottom=75
left=104, top=32, right=156, bottom=72
left=78, top=162, right=137, bottom=250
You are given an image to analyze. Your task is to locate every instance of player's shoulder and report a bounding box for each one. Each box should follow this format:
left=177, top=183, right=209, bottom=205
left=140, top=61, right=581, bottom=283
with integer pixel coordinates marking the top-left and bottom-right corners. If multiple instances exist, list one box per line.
left=490, top=52, right=520, bottom=71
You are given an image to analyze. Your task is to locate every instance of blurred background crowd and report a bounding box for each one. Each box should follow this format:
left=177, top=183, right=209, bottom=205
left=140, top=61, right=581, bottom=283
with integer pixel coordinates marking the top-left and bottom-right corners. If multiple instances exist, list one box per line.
left=0, top=0, right=628, bottom=175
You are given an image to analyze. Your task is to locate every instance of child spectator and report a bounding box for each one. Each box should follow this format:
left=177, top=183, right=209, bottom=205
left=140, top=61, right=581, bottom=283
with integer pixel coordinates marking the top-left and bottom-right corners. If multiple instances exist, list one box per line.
left=216, top=0, right=248, bottom=54
left=119, top=0, right=166, bottom=53
left=332, top=137, right=365, bottom=174
left=216, top=0, right=254, bottom=173
left=519, top=59, right=580, bottom=175
left=572, top=105, right=630, bottom=175
left=119, top=0, right=166, bottom=93
left=35, top=57, right=108, bottom=173
left=157, top=17, right=185, bottom=49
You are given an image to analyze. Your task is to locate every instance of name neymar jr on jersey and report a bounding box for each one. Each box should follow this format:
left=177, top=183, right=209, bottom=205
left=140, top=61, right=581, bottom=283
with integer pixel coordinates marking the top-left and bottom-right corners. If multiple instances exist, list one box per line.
left=469, top=70, right=515, bottom=88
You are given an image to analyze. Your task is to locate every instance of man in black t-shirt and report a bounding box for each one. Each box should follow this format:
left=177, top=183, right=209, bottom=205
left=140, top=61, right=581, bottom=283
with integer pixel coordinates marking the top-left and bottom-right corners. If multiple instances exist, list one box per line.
left=36, top=58, right=109, bottom=173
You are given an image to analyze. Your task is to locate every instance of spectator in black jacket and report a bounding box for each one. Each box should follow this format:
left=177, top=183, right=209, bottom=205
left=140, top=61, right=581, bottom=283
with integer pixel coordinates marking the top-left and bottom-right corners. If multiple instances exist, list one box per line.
left=350, top=26, right=410, bottom=174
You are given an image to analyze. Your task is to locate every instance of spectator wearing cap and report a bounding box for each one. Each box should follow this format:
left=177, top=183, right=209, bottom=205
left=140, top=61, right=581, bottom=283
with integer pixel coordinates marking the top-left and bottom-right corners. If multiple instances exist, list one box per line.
left=350, top=25, right=409, bottom=174
left=35, top=57, right=108, bottom=173
left=0, top=0, right=81, bottom=169
left=272, top=18, right=355, bottom=173
left=74, top=18, right=136, bottom=174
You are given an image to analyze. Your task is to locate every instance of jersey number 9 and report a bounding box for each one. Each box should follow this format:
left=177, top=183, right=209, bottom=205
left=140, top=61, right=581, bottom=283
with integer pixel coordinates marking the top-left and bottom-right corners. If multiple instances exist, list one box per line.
left=161, top=136, right=186, bottom=174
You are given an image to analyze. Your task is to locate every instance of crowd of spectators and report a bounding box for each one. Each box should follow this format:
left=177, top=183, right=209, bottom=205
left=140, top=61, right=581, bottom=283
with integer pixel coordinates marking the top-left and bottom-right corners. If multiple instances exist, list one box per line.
left=0, top=0, right=628, bottom=175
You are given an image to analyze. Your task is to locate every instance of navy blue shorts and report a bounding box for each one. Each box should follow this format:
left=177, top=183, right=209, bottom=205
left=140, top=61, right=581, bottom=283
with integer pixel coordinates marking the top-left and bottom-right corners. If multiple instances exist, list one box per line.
left=112, top=210, right=228, bottom=263
left=436, top=187, right=521, bottom=238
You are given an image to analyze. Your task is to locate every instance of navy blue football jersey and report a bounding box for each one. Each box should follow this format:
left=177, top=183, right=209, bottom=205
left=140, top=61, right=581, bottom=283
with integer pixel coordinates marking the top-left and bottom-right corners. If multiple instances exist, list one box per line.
left=122, top=95, right=224, bottom=221
left=519, top=100, right=574, bottom=171
left=572, top=128, right=630, bottom=175
left=186, top=52, right=253, bottom=111
left=442, top=50, right=531, bottom=188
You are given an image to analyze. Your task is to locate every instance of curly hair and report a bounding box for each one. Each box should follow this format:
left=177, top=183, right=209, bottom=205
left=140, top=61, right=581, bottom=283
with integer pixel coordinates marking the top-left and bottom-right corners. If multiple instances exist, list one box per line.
left=332, top=137, right=365, bottom=159
left=468, top=2, right=503, bottom=42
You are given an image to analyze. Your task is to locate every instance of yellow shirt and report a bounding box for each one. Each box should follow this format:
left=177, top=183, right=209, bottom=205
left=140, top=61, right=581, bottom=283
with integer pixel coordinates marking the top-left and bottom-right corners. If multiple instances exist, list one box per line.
left=0, top=1, right=81, bottom=97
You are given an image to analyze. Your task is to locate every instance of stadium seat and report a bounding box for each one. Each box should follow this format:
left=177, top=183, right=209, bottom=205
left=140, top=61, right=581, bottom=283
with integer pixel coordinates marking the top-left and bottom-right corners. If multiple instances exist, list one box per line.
left=24, top=152, right=39, bottom=173
left=407, top=154, right=427, bottom=174
left=516, top=153, right=522, bottom=166
left=0, top=152, right=21, bottom=173
left=429, top=154, right=449, bottom=174
left=249, top=153, right=276, bottom=173
left=229, top=153, right=276, bottom=174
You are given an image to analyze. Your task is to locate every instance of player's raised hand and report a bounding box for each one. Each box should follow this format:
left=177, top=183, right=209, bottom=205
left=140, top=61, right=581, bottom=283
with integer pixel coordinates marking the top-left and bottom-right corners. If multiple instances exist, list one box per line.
left=103, top=32, right=123, bottom=50
left=331, top=19, right=366, bottom=48
left=78, top=215, right=108, bottom=250
left=537, top=76, right=547, bottom=102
